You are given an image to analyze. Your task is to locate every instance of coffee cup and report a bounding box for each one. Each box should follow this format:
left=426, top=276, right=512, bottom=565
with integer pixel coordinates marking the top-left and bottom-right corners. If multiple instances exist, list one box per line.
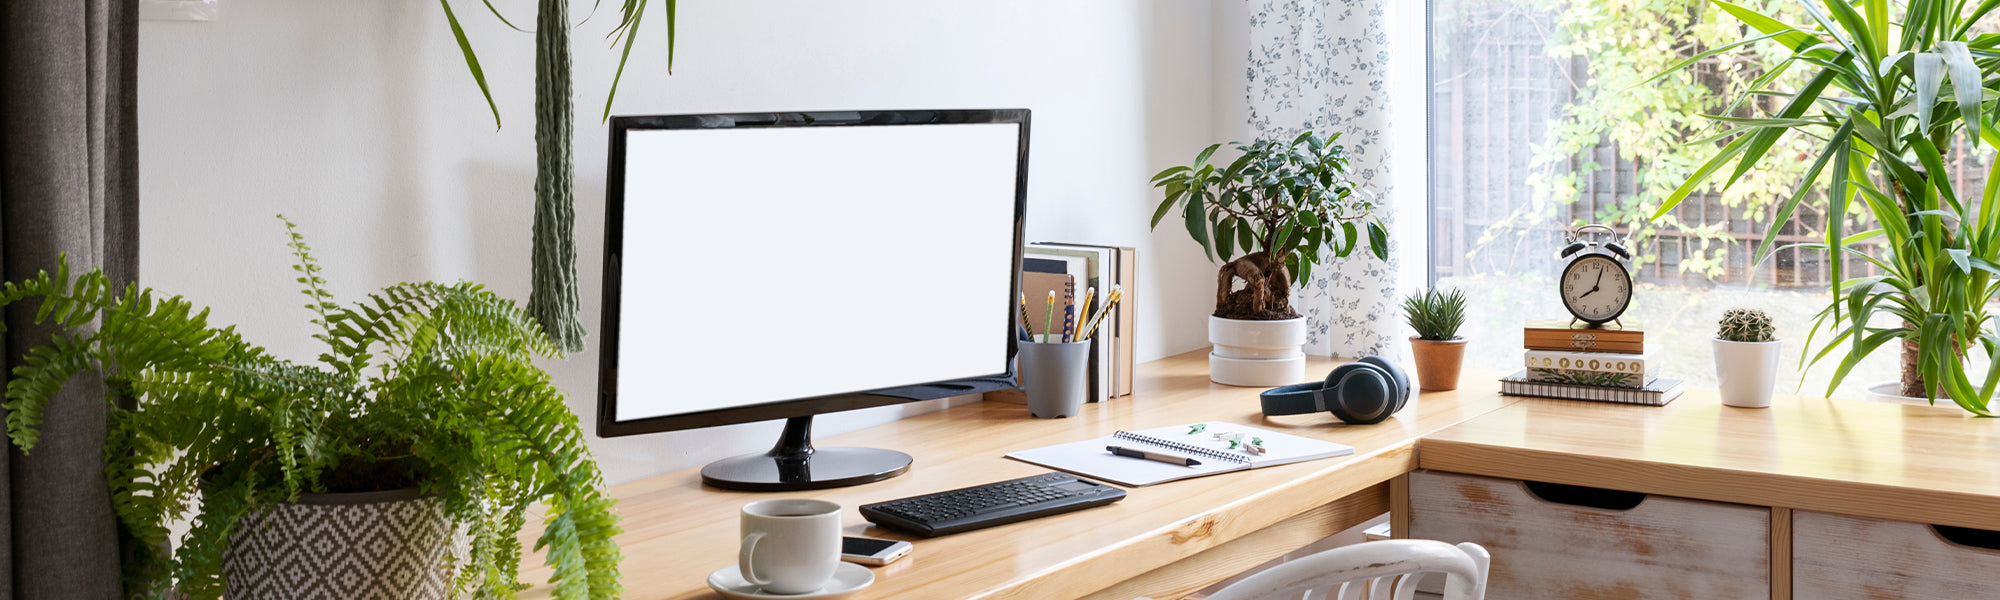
left=739, top=498, right=842, bottom=594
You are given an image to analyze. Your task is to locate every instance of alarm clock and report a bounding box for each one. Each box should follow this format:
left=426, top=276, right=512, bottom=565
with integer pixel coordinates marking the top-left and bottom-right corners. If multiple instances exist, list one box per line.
left=1557, top=224, right=1633, bottom=325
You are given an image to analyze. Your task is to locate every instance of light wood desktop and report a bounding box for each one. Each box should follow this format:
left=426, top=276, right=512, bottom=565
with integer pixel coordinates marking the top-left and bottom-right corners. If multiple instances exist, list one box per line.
left=517, top=352, right=2000, bottom=599
left=515, top=350, right=1517, bottom=600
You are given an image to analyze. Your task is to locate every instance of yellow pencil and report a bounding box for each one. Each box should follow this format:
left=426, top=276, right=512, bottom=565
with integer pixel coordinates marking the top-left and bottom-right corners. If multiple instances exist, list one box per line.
left=1075, top=287, right=1095, bottom=343
left=1018, top=292, right=1034, bottom=340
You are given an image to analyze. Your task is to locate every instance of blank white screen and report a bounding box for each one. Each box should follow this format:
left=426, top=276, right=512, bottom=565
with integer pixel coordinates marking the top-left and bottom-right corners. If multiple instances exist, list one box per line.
left=614, top=122, right=1020, bottom=422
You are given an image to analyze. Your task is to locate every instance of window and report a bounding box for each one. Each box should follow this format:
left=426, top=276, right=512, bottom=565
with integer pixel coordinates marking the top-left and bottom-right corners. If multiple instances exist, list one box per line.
left=1422, top=0, right=1977, bottom=397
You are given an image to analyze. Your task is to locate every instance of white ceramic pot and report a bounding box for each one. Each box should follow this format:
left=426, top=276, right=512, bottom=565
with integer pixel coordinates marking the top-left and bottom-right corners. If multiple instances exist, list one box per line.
left=1209, top=316, right=1306, bottom=387
left=1712, top=339, right=1782, bottom=408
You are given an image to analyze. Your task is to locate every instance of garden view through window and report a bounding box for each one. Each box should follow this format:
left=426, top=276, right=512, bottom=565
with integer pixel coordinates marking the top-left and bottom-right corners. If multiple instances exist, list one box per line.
left=1427, top=0, right=1999, bottom=397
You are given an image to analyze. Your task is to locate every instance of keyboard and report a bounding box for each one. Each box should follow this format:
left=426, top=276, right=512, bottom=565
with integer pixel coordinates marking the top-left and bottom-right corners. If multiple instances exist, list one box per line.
left=860, top=472, right=1127, bottom=537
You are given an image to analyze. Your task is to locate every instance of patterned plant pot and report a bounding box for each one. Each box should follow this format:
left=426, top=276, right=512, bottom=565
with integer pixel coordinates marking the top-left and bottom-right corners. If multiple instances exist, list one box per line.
left=224, top=487, right=466, bottom=600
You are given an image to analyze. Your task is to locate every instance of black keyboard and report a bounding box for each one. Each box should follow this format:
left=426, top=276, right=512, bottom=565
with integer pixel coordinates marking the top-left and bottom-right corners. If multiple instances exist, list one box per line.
left=860, top=472, right=1127, bottom=537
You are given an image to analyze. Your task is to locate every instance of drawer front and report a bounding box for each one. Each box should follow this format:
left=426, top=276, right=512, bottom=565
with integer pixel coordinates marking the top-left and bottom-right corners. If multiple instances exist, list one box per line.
left=1793, top=510, right=2000, bottom=598
left=1409, top=470, right=1769, bottom=600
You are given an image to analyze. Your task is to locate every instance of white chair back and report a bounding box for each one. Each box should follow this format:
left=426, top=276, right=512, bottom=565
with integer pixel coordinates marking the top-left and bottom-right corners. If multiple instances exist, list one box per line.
left=1201, top=539, right=1490, bottom=600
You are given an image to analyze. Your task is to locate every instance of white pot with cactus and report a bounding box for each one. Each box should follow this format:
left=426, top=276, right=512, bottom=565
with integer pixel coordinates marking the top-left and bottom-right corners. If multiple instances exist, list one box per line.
left=1713, top=308, right=1781, bottom=408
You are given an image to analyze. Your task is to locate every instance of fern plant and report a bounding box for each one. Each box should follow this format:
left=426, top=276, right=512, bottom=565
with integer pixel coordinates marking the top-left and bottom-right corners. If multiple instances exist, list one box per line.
left=0, top=216, right=620, bottom=599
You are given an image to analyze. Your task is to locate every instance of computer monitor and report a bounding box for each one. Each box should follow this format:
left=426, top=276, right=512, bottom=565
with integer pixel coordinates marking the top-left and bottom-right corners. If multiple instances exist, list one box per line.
left=597, top=109, right=1029, bottom=491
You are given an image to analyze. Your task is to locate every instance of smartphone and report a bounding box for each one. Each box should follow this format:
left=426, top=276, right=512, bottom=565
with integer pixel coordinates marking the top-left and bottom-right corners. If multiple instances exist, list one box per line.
left=840, top=536, right=913, bottom=566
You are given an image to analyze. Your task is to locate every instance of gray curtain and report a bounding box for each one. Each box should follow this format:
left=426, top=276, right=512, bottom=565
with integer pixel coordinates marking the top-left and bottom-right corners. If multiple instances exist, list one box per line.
left=0, top=0, right=139, bottom=598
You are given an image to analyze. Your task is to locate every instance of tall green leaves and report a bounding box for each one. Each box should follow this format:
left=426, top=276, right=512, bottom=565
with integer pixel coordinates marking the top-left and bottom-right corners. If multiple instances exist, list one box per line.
left=1654, top=0, right=2000, bottom=413
left=438, top=0, right=680, bottom=127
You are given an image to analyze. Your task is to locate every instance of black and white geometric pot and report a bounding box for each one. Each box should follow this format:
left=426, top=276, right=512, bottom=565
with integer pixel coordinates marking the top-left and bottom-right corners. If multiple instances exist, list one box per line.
left=223, top=487, right=467, bottom=600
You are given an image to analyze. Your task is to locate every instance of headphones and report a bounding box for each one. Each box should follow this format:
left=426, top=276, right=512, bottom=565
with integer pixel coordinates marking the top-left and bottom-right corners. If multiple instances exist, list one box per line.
left=1258, top=357, right=1412, bottom=425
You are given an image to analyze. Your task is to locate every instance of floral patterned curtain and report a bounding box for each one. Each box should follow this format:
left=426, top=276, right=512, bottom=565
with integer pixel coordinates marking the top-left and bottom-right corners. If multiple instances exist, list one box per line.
left=1246, top=0, right=1404, bottom=359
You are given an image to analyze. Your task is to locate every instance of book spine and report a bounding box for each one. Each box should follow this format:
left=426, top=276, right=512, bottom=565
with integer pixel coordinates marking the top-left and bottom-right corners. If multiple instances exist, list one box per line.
left=1523, top=338, right=1645, bottom=354
left=1499, top=379, right=1670, bottom=406
left=1523, top=348, right=1659, bottom=388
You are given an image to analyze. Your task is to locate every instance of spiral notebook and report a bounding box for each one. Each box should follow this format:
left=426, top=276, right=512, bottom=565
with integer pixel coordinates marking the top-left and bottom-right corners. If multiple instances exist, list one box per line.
left=1005, top=422, right=1355, bottom=486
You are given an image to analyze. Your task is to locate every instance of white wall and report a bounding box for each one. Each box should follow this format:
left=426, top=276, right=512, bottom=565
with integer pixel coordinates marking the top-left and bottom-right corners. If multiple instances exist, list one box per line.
left=138, top=0, right=1219, bottom=484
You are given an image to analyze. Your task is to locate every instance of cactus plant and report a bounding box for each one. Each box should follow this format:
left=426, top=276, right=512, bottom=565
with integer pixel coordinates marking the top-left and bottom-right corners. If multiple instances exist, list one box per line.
left=1717, top=308, right=1776, bottom=343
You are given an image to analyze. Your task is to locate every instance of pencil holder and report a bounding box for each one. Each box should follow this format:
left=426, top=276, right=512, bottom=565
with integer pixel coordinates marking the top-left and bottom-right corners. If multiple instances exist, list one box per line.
left=1018, top=338, right=1091, bottom=418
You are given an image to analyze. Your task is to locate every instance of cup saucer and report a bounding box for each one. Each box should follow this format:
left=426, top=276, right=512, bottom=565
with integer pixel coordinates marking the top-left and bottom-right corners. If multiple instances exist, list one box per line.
left=707, top=562, right=876, bottom=599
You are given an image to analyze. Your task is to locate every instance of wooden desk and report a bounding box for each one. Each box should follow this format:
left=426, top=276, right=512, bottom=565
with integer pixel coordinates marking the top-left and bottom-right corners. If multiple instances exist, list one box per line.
left=1419, top=388, right=2000, bottom=532
left=517, top=350, right=1518, bottom=599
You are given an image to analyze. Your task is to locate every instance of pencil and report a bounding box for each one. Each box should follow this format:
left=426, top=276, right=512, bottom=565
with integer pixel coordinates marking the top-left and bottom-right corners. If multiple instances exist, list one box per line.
left=1079, top=286, right=1123, bottom=342
left=1043, top=291, right=1057, bottom=344
left=1019, top=292, right=1034, bottom=341
left=1075, top=287, right=1095, bottom=343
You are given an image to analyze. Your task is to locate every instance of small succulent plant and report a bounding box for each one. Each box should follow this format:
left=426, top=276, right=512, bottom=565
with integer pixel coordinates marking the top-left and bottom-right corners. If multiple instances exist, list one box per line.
left=1403, top=287, right=1468, bottom=341
left=1717, top=308, right=1776, bottom=343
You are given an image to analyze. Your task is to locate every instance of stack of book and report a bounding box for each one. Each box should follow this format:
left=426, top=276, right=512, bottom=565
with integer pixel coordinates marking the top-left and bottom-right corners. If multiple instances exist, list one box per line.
left=1500, top=320, right=1683, bottom=406
left=1010, top=242, right=1137, bottom=402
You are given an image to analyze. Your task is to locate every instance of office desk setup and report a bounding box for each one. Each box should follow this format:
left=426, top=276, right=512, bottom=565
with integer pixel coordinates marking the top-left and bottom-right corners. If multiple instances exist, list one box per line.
left=519, top=349, right=2000, bottom=599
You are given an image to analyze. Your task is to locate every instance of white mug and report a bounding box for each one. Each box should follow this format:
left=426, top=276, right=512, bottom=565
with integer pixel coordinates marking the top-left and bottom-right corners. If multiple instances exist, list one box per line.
left=739, top=498, right=842, bottom=594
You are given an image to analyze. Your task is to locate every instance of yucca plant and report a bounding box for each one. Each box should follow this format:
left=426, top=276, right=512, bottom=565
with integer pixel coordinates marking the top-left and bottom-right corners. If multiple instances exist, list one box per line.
left=1151, top=131, right=1390, bottom=320
left=0, top=216, right=620, bottom=598
left=1403, top=288, right=1468, bottom=341
left=1652, top=0, right=2000, bottom=414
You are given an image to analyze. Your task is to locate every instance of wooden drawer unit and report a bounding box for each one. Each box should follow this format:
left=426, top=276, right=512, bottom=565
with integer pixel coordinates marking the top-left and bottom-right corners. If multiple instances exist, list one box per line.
left=1409, top=470, right=1769, bottom=599
left=1793, top=510, right=2000, bottom=598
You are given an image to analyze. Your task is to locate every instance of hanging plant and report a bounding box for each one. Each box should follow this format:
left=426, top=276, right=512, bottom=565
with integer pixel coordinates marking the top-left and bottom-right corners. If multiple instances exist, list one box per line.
left=436, top=0, right=679, bottom=352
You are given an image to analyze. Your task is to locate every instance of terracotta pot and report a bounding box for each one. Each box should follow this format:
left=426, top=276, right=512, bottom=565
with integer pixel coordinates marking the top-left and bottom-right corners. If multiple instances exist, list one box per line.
left=1409, top=337, right=1467, bottom=391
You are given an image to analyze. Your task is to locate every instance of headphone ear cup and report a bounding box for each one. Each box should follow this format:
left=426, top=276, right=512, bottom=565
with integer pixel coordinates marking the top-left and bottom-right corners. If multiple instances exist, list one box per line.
left=1325, top=364, right=1395, bottom=425
left=1358, top=356, right=1411, bottom=409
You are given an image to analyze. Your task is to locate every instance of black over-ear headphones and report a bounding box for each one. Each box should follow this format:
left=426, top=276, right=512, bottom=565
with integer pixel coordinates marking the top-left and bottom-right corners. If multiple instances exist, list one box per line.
left=1258, top=357, right=1412, bottom=425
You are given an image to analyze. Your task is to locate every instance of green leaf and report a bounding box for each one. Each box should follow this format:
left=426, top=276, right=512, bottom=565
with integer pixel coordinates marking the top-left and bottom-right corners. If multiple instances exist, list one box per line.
left=438, top=0, right=501, bottom=130
left=1366, top=221, right=1389, bottom=261
left=1636, top=31, right=1785, bottom=89
left=1711, top=1, right=1822, bottom=56
left=1150, top=194, right=1178, bottom=229
left=1938, top=41, right=1985, bottom=146
left=1184, top=198, right=1212, bottom=262
left=1913, top=52, right=1945, bottom=133
left=1339, top=221, right=1358, bottom=255
left=1756, top=120, right=1853, bottom=263
left=1218, top=217, right=1238, bottom=261
left=602, top=0, right=649, bottom=122
left=1653, top=134, right=1751, bottom=220
left=1723, top=67, right=1839, bottom=189
left=480, top=0, right=529, bottom=32
left=1194, top=143, right=1221, bottom=167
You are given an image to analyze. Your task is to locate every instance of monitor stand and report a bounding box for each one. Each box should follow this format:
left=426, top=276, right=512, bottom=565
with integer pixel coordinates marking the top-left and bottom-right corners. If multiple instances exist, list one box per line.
left=700, top=416, right=913, bottom=491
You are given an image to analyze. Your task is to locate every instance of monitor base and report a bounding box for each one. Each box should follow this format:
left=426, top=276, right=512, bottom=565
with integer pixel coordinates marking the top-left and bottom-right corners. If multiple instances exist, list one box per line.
left=700, top=416, right=913, bottom=491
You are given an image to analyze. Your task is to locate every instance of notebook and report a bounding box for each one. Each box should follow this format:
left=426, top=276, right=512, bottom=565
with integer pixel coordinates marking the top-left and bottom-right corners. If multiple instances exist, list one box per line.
left=1005, top=421, right=1355, bottom=486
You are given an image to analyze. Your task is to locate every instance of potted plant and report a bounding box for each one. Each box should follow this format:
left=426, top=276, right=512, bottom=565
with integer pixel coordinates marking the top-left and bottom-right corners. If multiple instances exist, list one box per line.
left=1151, top=132, right=1389, bottom=386
left=0, top=217, right=620, bottom=599
left=1713, top=308, right=1782, bottom=408
left=1653, top=1, right=2000, bottom=414
left=1404, top=287, right=1468, bottom=391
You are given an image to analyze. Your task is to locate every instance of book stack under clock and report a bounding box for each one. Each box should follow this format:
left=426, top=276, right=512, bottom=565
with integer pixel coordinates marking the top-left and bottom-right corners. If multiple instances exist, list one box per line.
left=1501, top=320, right=1684, bottom=406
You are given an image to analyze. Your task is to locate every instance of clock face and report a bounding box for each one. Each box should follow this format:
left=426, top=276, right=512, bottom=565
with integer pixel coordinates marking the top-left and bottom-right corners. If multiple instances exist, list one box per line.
left=1560, top=254, right=1632, bottom=324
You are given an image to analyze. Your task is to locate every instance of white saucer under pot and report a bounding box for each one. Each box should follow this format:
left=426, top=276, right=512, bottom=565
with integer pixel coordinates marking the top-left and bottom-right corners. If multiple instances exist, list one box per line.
left=708, top=562, right=875, bottom=600
left=1209, top=316, right=1306, bottom=386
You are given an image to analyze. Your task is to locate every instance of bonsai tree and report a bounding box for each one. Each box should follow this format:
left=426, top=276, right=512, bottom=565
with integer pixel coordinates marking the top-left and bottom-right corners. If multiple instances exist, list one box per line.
left=1653, top=0, right=2000, bottom=413
left=1404, top=288, right=1469, bottom=342
left=1151, top=132, right=1389, bottom=320
left=0, top=217, right=620, bottom=598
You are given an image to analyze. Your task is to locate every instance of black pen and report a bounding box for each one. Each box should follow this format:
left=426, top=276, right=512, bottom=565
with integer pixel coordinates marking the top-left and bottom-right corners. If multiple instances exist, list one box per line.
left=1106, top=445, right=1200, bottom=467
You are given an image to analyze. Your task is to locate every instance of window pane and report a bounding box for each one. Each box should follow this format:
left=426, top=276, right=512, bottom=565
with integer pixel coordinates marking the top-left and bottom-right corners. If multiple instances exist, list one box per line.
left=1422, top=0, right=1982, bottom=398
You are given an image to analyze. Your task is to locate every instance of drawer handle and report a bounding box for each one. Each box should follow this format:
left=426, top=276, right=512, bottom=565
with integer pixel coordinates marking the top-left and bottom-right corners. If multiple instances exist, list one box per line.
left=1932, top=525, right=2000, bottom=551
left=1522, top=481, right=1645, bottom=511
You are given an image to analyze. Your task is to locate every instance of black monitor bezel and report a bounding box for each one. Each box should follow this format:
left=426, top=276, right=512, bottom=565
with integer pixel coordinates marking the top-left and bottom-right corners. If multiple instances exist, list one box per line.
left=597, top=109, right=1030, bottom=438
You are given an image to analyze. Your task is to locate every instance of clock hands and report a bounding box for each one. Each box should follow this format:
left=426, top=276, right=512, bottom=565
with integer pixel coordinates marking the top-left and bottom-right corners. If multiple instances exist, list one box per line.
left=1576, top=269, right=1604, bottom=300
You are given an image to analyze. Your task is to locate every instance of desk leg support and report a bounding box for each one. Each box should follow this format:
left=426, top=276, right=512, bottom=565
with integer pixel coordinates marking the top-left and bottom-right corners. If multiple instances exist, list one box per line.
left=1079, top=482, right=1391, bottom=600
left=1390, top=473, right=1411, bottom=540
left=1772, top=506, right=1791, bottom=600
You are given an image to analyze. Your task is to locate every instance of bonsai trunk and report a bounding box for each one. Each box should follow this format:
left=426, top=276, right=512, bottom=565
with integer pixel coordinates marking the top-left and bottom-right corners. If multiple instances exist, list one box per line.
left=1214, top=252, right=1299, bottom=320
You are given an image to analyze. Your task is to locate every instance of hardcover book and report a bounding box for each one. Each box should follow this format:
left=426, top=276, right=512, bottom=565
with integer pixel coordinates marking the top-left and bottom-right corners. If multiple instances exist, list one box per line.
left=1499, top=370, right=1683, bottom=406
left=1523, top=319, right=1645, bottom=353
left=1524, top=345, right=1662, bottom=388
